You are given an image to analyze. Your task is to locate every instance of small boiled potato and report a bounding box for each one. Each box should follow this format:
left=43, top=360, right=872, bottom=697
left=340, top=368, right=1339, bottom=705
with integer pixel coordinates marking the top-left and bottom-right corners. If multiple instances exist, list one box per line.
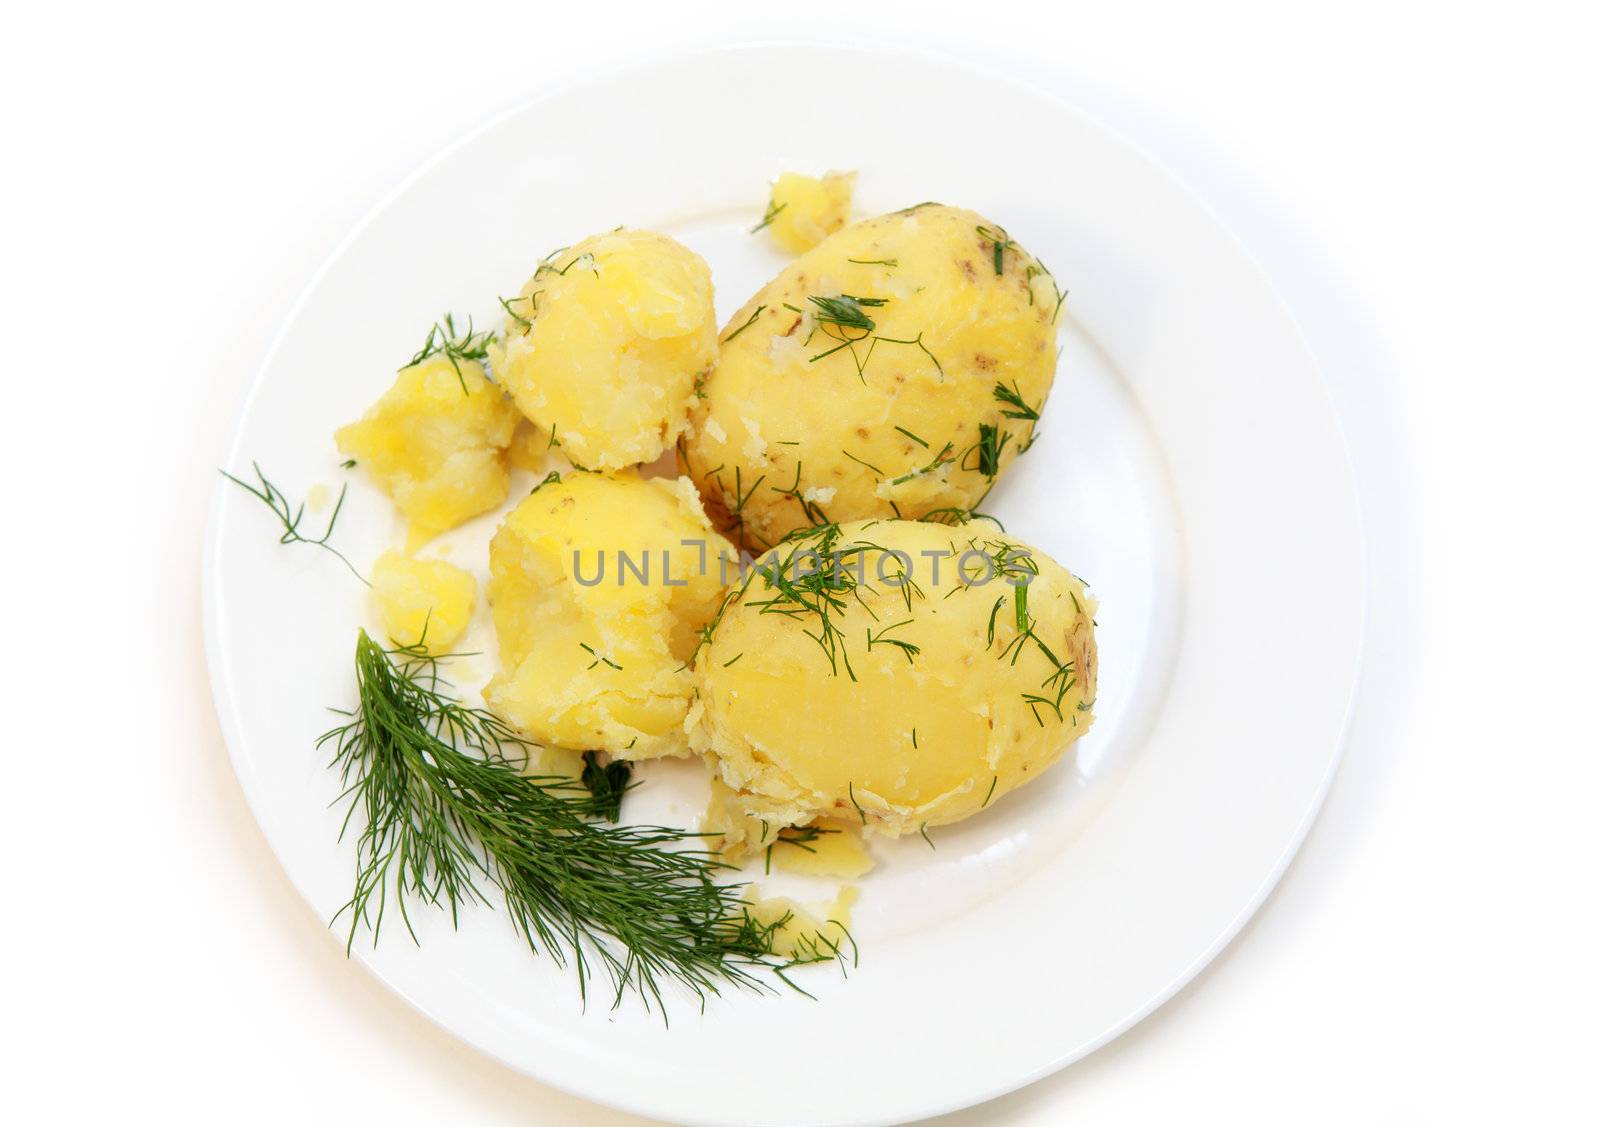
left=335, top=355, right=520, bottom=548
left=739, top=886, right=858, bottom=960
left=683, top=204, right=1062, bottom=551
left=761, top=170, right=855, bottom=255
left=690, top=519, right=1097, bottom=837
left=369, top=550, right=477, bottom=652
left=491, top=229, right=716, bottom=471
left=485, top=470, right=736, bottom=760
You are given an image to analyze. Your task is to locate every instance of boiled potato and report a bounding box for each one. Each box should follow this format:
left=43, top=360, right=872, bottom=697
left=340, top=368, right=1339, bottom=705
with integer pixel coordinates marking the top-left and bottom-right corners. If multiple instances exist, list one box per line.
left=369, top=550, right=477, bottom=652
left=760, top=170, right=855, bottom=255
left=689, top=519, right=1096, bottom=839
left=491, top=229, right=716, bottom=471
left=738, top=885, right=858, bottom=960
left=485, top=470, right=735, bottom=760
left=335, top=355, right=520, bottom=548
left=682, top=204, right=1062, bottom=550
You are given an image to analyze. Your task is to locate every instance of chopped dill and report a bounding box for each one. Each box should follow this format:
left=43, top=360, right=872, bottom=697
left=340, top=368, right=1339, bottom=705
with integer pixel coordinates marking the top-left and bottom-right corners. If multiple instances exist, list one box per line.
left=889, top=441, right=957, bottom=486
left=808, top=294, right=885, bottom=333
left=499, top=293, right=536, bottom=331
left=530, top=470, right=563, bottom=495
left=340, top=459, right=357, bottom=469
left=963, top=424, right=1011, bottom=480
left=873, top=332, right=945, bottom=379
left=847, top=257, right=899, bottom=267
left=723, top=304, right=767, bottom=343
left=770, top=462, right=831, bottom=527
left=751, top=198, right=787, bottom=233
left=975, top=225, right=1015, bottom=275
left=982, top=775, right=998, bottom=808
left=918, top=823, right=935, bottom=849
left=847, top=781, right=868, bottom=825
left=220, top=462, right=367, bottom=585
left=865, top=620, right=921, bottom=665
left=579, top=642, right=622, bottom=671
left=894, top=425, right=929, bottom=448
left=841, top=449, right=884, bottom=476
left=580, top=752, right=632, bottom=821
left=993, top=380, right=1040, bottom=422
left=406, top=313, right=496, bottom=394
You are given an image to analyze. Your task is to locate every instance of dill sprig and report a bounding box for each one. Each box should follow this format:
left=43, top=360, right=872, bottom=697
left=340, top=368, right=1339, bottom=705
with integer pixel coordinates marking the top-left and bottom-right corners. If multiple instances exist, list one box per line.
left=321, top=631, right=846, bottom=1013
left=993, top=380, right=1040, bottom=422
left=808, top=294, right=885, bottom=333
left=221, top=463, right=367, bottom=585
left=751, top=198, right=787, bottom=233
left=975, top=225, right=1016, bottom=275
left=406, top=313, right=496, bottom=394
left=580, top=751, right=632, bottom=821
left=723, top=304, right=767, bottom=343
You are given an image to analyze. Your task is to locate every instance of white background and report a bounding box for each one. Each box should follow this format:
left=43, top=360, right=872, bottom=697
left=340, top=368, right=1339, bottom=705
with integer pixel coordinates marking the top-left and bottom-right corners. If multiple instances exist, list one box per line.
left=5, top=1, right=1597, bottom=1123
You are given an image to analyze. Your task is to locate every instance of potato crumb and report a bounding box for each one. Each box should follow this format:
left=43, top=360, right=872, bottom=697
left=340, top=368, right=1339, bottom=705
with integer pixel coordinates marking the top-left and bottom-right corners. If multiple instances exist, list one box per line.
left=763, top=171, right=856, bottom=255
left=370, top=550, right=477, bottom=652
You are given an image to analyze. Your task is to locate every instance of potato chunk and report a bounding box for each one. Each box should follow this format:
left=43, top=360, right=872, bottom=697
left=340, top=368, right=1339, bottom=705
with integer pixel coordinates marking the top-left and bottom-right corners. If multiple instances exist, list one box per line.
left=491, top=229, right=716, bottom=471
left=690, top=519, right=1096, bottom=837
left=761, top=170, right=855, bottom=255
left=683, top=204, right=1062, bottom=551
left=335, top=355, right=519, bottom=548
left=485, top=470, right=735, bottom=759
left=369, top=550, right=477, bottom=652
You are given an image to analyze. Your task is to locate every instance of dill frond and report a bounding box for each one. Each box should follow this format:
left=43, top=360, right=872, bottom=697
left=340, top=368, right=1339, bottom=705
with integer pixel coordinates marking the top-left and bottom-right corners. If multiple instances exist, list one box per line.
left=220, top=462, right=367, bottom=585
left=405, top=313, right=496, bottom=394
left=320, top=631, right=849, bottom=1013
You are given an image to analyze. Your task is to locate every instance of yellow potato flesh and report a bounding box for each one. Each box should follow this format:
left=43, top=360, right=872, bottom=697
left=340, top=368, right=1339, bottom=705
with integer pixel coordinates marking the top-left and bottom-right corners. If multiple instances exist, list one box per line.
left=683, top=204, right=1062, bottom=551
left=369, top=550, right=477, bottom=652
left=491, top=229, right=716, bottom=471
left=485, top=471, right=735, bottom=759
left=690, top=519, right=1096, bottom=836
left=335, top=356, right=520, bottom=549
left=763, top=171, right=855, bottom=255
left=739, top=886, right=859, bottom=960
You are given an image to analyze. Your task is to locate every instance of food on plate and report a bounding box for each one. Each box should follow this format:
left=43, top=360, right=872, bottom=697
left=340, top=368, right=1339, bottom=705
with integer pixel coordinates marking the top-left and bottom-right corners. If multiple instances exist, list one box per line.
left=484, top=469, right=735, bottom=760
left=683, top=204, right=1064, bottom=550
left=335, top=352, right=520, bottom=548
left=740, top=886, right=859, bottom=960
left=703, top=777, right=876, bottom=875
left=227, top=177, right=1092, bottom=1011
left=321, top=630, right=849, bottom=1006
left=491, top=229, right=716, bottom=471
left=690, top=519, right=1096, bottom=843
left=369, top=550, right=477, bottom=651
left=756, top=170, right=856, bottom=254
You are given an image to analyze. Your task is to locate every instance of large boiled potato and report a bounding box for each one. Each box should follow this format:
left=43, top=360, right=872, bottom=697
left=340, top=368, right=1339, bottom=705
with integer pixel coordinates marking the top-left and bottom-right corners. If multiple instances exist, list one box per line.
left=491, top=229, right=716, bottom=471
left=682, top=205, right=1063, bottom=551
left=689, top=519, right=1096, bottom=844
left=485, top=470, right=735, bottom=760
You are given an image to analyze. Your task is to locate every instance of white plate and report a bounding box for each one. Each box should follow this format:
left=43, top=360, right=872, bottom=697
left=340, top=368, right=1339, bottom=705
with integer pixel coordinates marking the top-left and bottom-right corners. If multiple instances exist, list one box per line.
left=204, top=44, right=1364, bottom=1127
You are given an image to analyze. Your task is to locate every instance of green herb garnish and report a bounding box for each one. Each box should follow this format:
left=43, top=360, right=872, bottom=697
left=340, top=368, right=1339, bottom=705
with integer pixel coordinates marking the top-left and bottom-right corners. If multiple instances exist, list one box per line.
left=406, top=313, right=496, bottom=394
left=221, top=463, right=366, bottom=585
left=580, top=751, right=632, bottom=821
left=321, top=631, right=847, bottom=1013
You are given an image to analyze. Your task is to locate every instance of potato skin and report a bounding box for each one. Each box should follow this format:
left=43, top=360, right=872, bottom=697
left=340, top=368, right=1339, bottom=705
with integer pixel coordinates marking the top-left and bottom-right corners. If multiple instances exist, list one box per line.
left=492, top=229, right=716, bottom=471
left=682, top=205, right=1062, bottom=551
left=485, top=470, right=735, bottom=760
left=689, top=519, right=1096, bottom=840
